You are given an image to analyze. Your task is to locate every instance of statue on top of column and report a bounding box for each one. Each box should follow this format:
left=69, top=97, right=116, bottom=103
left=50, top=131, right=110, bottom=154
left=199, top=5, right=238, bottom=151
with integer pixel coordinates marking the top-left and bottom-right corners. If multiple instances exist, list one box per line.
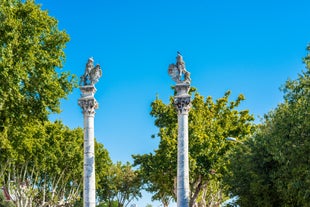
left=168, top=52, right=191, bottom=84
left=80, top=57, right=102, bottom=86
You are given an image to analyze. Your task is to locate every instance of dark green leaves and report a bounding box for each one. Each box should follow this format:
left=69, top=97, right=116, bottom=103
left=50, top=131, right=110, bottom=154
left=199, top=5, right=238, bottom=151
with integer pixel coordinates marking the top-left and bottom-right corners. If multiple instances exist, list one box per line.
left=225, top=45, right=310, bottom=207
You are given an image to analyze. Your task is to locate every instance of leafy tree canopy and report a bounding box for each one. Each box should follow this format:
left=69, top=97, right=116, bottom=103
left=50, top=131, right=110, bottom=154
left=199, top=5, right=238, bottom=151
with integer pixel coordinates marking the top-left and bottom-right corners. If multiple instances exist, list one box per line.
left=225, top=46, right=310, bottom=207
left=133, top=89, right=255, bottom=207
left=0, top=0, right=77, bottom=168
left=0, top=0, right=75, bottom=130
left=97, top=162, right=142, bottom=207
left=1, top=120, right=112, bottom=207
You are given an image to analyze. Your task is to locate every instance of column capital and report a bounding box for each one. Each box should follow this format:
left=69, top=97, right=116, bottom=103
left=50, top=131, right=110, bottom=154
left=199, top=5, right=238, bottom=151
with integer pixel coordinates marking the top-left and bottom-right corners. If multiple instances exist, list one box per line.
left=174, top=83, right=191, bottom=114
left=78, top=98, right=98, bottom=116
left=78, top=85, right=98, bottom=116
left=174, top=95, right=191, bottom=114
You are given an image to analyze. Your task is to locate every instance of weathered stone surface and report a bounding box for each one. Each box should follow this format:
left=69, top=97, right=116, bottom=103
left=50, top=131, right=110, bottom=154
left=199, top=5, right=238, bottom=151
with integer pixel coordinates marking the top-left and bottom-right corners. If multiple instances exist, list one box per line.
left=78, top=58, right=102, bottom=207
left=168, top=52, right=191, bottom=84
left=169, top=53, right=191, bottom=207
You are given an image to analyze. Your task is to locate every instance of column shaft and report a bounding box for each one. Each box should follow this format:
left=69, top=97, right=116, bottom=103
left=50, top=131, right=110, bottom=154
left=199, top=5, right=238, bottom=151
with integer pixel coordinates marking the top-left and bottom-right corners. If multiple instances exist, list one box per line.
left=83, top=113, right=96, bottom=207
left=177, top=112, right=190, bottom=207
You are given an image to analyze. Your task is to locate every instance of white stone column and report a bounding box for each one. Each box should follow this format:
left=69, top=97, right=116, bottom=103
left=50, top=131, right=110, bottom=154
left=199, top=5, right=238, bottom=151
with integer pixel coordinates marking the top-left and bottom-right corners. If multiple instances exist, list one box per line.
left=78, top=85, right=98, bottom=207
left=174, top=84, right=191, bottom=207
left=78, top=58, right=102, bottom=207
left=168, top=52, right=191, bottom=207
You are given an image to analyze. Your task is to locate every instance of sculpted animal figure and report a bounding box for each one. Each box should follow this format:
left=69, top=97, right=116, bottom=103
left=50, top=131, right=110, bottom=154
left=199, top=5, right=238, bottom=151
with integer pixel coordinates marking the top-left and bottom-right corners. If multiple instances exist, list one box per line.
left=89, top=64, right=102, bottom=85
left=168, top=52, right=191, bottom=84
left=80, top=58, right=102, bottom=86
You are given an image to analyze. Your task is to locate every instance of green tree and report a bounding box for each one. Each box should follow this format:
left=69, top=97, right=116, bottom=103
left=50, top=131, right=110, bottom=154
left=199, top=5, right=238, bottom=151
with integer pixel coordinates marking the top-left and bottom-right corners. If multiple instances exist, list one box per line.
left=225, top=47, right=310, bottom=206
left=1, top=121, right=112, bottom=207
left=0, top=121, right=83, bottom=206
left=133, top=89, right=255, bottom=207
left=0, top=1, right=113, bottom=206
left=97, top=162, right=142, bottom=207
left=95, top=141, right=113, bottom=206
left=0, top=0, right=75, bottom=161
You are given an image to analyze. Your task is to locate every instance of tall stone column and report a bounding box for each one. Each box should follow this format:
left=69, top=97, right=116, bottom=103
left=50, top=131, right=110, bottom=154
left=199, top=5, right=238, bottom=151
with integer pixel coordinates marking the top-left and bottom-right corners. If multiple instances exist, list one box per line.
left=168, top=52, right=191, bottom=207
left=175, top=84, right=191, bottom=207
left=78, top=58, right=102, bottom=207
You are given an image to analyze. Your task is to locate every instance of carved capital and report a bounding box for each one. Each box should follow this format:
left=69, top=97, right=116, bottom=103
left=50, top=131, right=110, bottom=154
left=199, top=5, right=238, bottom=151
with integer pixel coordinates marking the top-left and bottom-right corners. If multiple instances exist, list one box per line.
left=78, top=98, right=98, bottom=116
left=174, top=95, right=191, bottom=114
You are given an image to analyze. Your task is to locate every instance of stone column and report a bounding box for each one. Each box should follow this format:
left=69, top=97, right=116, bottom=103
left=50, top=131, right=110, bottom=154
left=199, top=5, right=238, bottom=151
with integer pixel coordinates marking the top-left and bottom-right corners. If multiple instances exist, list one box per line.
left=78, top=86, right=97, bottom=207
left=175, top=84, right=191, bottom=207
left=78, top=58, right=102, bottom=207
left=168, top=52, right=191, bottom=207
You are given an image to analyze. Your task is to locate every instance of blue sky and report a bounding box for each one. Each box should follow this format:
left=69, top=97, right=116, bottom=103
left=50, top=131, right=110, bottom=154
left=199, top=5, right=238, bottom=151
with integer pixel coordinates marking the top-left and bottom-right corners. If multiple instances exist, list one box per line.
left=37, top=0, right=310, bottom=206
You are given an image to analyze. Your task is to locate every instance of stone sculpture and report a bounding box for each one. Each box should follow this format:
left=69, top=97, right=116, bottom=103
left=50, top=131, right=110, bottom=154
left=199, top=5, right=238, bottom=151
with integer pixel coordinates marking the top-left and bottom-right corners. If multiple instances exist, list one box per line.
left=80, top=57, right=102, bottom=86
left=168, top=52, right=191, bottom=84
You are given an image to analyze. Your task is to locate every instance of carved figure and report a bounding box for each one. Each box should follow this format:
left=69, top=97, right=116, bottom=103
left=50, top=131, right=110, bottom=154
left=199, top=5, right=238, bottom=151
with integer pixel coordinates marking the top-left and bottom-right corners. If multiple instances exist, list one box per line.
left=80, top=58, right=102, bottom=86
left=89, top=64, right=102, bottom=85
left=168, top=52, right=191, bottom=84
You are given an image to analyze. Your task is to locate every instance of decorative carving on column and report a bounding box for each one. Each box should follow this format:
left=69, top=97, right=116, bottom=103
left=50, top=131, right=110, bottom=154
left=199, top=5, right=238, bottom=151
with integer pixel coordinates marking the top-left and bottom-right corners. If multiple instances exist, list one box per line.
left=78, top=85, right=99, bottom=116
left=78, top=99, right=98, bottom=115
left=168, top=51, right=191, bottom=84
left=174, top=82, right=191, bottom=114
left=80, top=57, right=102, bottom=86
left=174, top=95, right=191, bottom=114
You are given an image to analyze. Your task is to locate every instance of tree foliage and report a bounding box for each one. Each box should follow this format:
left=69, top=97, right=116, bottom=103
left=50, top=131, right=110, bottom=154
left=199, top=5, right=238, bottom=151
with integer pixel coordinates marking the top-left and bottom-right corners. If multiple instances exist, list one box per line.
left=133, top=89, right=255, bottom=207
left=97, top=162, right=142, bottom=207
left=0, top=121, right=111, bottom=207
left=0, top=1, right=114, bottom=206
left=0, top=121, right=83, bottom=206
left=0, top=0, right=76, bottom=157
left=224, top=47, right=310, bottom=206
left=0, top=1, right=82, bottom=204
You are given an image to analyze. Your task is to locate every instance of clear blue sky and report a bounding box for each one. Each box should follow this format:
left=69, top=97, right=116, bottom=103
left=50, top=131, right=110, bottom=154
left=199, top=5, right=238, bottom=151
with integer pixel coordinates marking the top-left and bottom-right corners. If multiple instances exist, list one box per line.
left=37, top=0, right=310, bottom=206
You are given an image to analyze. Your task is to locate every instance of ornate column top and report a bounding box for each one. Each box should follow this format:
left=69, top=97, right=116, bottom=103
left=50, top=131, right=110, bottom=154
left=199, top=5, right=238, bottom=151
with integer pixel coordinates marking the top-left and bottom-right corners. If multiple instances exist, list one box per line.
left=78, top=98, right=98, bottom=116
left=174, top=83, right=191, bottom=114
left=80, top=57, right=102, bottom=86
left=168, top=53, right=192, bottom=114
left=168, top=52, right=191, bottom=84
left=78, top=58, right=101, bottom=116
left=174, top=95, right=191, bottom=114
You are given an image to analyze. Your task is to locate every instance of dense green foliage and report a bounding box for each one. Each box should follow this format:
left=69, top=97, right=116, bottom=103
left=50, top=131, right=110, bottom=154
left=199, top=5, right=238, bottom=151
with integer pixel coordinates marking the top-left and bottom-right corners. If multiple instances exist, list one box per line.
left=97, top=162, right=142, bottom=207
left=133, top=89, right=255, bottom=207
left=0, top=121, right=84, bottom=206
left=0, top=1, right=112, bottom=206
left=225, top=48, right=310, bottom=206
left=0, top=0, right=76, bottom=160
left=0, top=120, right=111, bottom=207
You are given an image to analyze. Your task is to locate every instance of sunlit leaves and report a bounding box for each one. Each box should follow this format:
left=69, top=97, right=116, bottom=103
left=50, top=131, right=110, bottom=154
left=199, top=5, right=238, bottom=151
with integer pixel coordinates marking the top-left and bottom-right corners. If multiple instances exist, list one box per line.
left=97, top=162, right=142, bottom=207
left=134, top=89, right=255, bottom=206
left=0, top=0, right=75, bottom=133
